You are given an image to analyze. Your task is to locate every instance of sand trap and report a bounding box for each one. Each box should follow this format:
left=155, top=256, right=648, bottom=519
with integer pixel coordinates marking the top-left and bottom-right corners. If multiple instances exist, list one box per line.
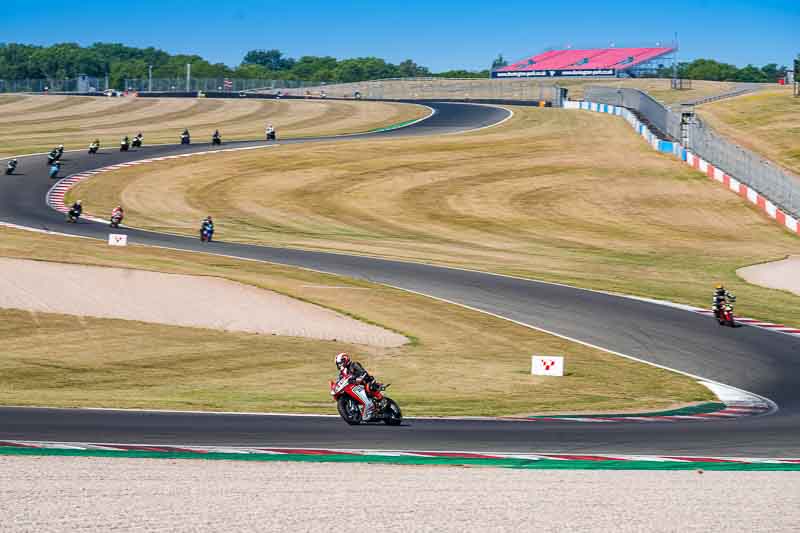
left=0, top=258, right=406, bottom=347
left=737, top=256, right=800, bottom=297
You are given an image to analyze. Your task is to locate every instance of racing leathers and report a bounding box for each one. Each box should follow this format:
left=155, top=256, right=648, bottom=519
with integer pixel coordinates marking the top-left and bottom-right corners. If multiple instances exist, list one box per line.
left=338, top=361, right=381, bottom=420
left=712, top=288, right=736, bottom=318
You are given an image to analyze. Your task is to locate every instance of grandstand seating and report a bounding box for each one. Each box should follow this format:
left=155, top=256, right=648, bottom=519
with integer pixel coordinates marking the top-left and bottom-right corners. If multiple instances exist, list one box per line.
left=496, top=47, right=674, bottom=73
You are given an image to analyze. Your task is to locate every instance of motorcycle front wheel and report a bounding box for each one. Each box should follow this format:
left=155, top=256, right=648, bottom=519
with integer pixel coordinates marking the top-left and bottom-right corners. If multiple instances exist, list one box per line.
left=337, top=396, right=362, bottom=425
left=382, top=397, right=402, bottom=426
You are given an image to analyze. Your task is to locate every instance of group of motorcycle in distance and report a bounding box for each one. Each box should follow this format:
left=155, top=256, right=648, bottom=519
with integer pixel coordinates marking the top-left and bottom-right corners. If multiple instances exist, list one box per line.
left=5, top=125, right=285, bottom=242
left=5, top=124, right=280, bottom=180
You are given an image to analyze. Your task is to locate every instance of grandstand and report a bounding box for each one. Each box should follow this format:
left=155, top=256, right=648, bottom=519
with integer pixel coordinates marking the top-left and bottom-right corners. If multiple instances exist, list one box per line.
left=492, top=46, right=676, bottom=78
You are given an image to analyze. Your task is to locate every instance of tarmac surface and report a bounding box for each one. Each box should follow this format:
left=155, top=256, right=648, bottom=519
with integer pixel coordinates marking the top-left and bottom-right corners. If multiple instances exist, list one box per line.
left=2, top=101, right=800, bottom=457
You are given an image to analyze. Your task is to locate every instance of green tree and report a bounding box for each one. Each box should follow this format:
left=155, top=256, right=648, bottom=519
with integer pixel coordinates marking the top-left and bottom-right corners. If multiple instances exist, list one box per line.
left=397, top=59, right=430, bottom=78
left=733, top=64, right=766, bottom=82
left=242, top=49, right=294, bottom=71
left=433, top=69, right=490, bottom=78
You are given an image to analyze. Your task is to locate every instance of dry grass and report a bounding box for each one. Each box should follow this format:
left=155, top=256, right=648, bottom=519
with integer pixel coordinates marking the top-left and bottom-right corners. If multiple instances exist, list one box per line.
left=698, top=87, right=800, bottom=175
left=556, top=79, right=742, bottom=105
left=0, top=225, right=710, bottom=414
left=0, top=95, right=429, bottom=156
left=69, top=105, right=800, bottom=327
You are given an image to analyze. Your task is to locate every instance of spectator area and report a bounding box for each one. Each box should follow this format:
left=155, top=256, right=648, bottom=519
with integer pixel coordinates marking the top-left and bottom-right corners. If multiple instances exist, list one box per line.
left=496, top=47, right=675, bottom=74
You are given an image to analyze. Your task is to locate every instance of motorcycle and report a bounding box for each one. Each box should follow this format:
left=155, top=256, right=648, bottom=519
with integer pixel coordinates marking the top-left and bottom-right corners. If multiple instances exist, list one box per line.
left=47, top=152, right=58, bottom=165
left=717, top=303, right=736, bottom=327
left=200, top=223, right=214, bottom=242
left=120, top=139, right=130, bottom=152
left=266, top=130, right=276, bottom=141
left=88, top=143, right=99, bottom=154
left=212, top=134, right=222, bottom=146
left=5, top=160, right=17, bottom=175
left=132, top=135, right=143, bottom=148
left=48, top=162, right=60, bottom=179
left=330, top=376, right=402, bottom=426
left=181, top=132, right=191, bottom=145
left=66, top=208, right=81, bottom=223
left=110, top=212, right=124, bottom=228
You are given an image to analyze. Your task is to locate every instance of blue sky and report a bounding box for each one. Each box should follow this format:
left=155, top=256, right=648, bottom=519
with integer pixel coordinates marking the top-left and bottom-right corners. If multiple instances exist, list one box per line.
left=3, top=0, right=798, bottom=71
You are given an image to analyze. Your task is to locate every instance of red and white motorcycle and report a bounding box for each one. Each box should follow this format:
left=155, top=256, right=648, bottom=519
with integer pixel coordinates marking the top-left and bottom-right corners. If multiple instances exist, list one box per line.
left=330, top=376, right=402, bottom=426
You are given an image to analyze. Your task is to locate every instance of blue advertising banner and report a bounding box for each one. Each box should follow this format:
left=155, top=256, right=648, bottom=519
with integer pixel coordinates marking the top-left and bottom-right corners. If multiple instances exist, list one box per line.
left=492, top=69, right=616, bottom=78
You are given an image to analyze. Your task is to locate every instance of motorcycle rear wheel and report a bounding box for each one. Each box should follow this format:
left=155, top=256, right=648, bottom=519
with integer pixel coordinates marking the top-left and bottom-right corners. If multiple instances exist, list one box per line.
left=337, top=396, right=362, bottom=425
left=382, top=397, right=402, bottom=426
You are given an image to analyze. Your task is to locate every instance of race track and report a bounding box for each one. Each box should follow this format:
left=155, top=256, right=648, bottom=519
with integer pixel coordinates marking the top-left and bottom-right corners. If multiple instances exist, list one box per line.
left=2, top=101, right=799, bottom=457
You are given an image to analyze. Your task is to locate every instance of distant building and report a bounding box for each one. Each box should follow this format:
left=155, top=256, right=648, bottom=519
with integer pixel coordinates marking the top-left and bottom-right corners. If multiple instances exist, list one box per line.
left=492, top=46, right=676, bottom=79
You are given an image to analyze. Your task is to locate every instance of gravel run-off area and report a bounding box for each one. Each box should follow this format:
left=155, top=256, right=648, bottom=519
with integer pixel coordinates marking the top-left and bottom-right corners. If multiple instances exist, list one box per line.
left=0, top=257, right=406, bottom=347
left=2, top=456, right=799, bottom=532
left=738, top=256, right=800, bottom=297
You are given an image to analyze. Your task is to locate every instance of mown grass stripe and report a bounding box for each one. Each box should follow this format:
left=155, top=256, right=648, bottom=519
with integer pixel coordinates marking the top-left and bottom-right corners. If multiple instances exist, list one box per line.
left=2, top=446, right=800, bottom=470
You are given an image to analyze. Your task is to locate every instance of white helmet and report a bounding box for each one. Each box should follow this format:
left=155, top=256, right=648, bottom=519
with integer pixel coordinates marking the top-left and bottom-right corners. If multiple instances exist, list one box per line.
left=335, top=352, right=350, bottom=369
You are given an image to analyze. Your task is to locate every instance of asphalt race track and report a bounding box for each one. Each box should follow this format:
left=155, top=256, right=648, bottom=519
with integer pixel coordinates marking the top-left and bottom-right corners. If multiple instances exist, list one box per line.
left=2, top=101, right=799, bottom=457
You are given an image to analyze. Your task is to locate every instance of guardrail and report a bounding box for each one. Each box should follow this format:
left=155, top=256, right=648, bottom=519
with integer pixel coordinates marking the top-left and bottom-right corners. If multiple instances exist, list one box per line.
left=584, top=86, right=800, bottom=219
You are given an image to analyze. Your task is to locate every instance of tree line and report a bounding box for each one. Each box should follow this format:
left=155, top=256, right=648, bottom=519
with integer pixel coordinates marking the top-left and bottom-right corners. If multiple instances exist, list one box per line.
left=652, top=58, right=794, bottom=82
left=0, top=42, right=489, bottom=89
left=0, top=43, right=792, bottom=88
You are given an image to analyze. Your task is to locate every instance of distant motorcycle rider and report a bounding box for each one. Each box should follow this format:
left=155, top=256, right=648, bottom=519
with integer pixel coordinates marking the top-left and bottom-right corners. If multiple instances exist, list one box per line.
left=5, top=159, right=18, bottom=175
left=68, top=200, right=83, bottom=222
left=110, top=205, right=124, bottom=227
left=335, top=352, right=383, bottom=420
left=265, top=123, right=276, bottom=141
left=712, top=283, right=736, bottom=319
left=200, top=215, right=215, bottom=242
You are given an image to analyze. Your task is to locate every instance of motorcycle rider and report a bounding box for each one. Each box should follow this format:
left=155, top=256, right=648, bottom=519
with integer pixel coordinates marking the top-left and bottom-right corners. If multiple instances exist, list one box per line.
left=56, top=144, right=64, bottom=158
left=48, top=160, right=61, bottom=179
left=712, top=283, right=736, bottom=319
left=133, top=132, right=143, bottom=147
left=265, top=123, right=276, bottom=141
left=89, top=139, right=100, bottom=154
left=212, top=129, right=221, bottom=144
left=110, top=205, right=124, bottom=226
left=181, top=128, right=191, bottom=144
left=6, top=159, right=18, bottom=175
left=201, top=215, right=214, bottom=241
left=335, top=352, right=383, bottom=420
left=68, top=200, right=83, bottom=221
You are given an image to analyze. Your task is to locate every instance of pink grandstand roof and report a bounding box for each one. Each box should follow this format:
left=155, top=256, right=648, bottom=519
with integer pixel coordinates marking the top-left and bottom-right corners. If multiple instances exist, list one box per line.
left=497, top=47, right=675, bottom=72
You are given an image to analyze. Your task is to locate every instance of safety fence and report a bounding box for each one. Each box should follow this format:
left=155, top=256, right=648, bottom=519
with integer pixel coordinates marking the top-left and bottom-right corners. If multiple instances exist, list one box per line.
left=584, top=86, right=800, bottom=219
left=0, top=78, right=109, bottom=93
left=2, top=76, right=561, bottom=103
left=121, top=78, right=317, bottom=93
left=252, top=78, right=560, bottom=102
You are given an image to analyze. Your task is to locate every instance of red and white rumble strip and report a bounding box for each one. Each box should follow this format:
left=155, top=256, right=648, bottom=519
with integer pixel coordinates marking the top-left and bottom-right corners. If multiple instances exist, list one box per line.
left=685, top=151, right=800, bottom=238
left=1, top=440, right=799, bottom=465
left=694, top=309, right=800, bottom=336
